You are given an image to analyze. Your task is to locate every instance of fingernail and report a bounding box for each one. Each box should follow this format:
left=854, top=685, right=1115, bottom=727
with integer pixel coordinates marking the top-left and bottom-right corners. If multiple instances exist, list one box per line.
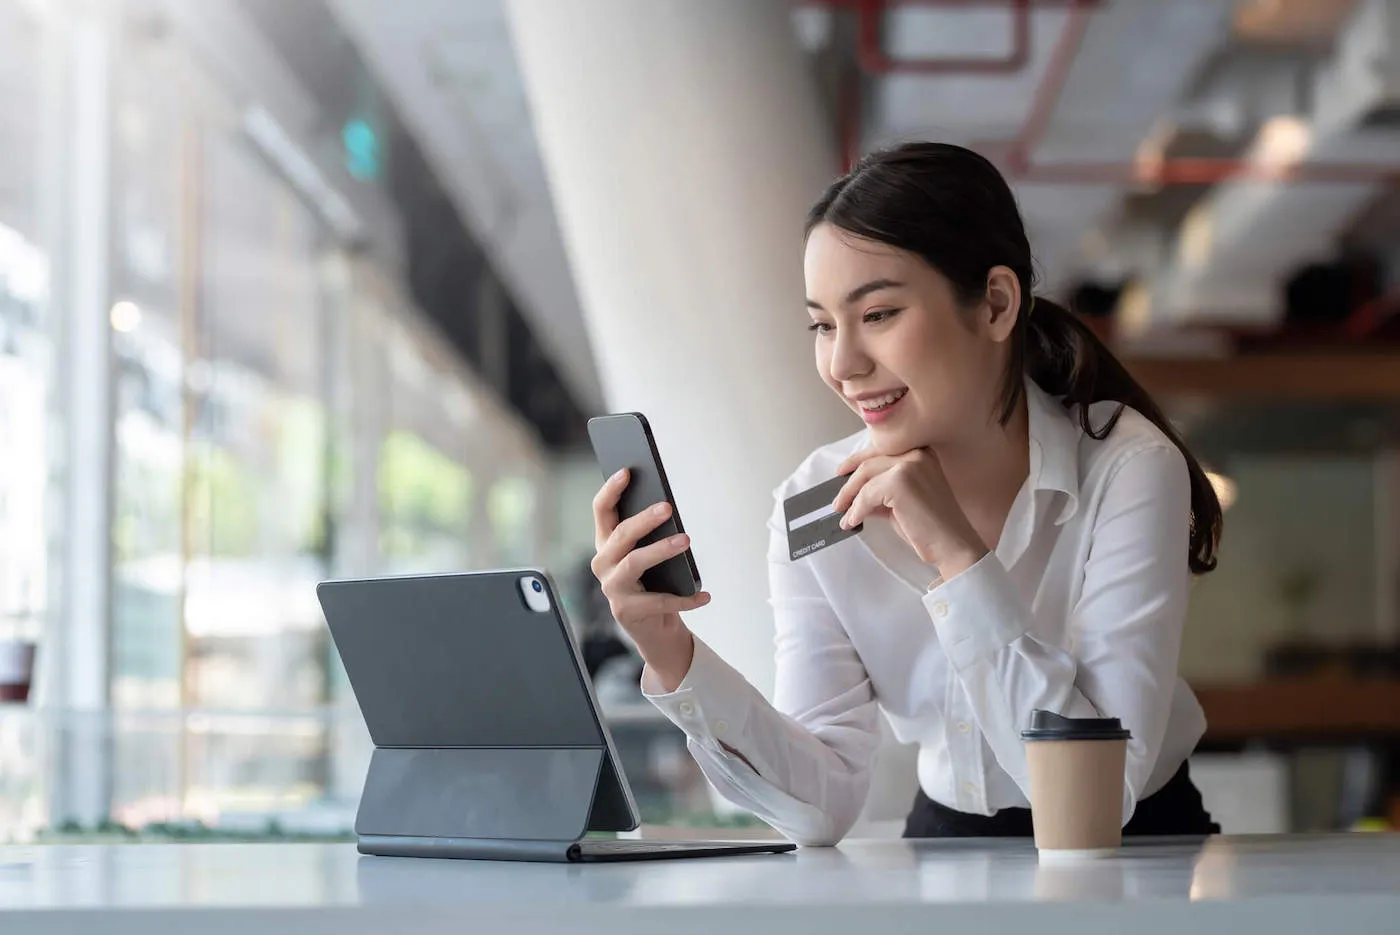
left=670, top=534, right=689, bottom=547
left=652, top=502, right=670, bottom=516
left=698, top=592, right=712, bottom=604
left=839, top=517, right=850, bottom=530
left=611, top=469, right=626, bottom=481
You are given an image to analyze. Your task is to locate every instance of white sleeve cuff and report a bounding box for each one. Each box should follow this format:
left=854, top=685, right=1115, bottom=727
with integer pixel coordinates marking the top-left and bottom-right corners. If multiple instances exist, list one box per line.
left=924, top=552, right=1030, bottom=671
left=641, top=636, right=753, bottom=753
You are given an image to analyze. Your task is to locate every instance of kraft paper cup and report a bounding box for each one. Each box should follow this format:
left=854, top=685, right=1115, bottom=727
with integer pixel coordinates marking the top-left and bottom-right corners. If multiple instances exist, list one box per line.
left=1021, top=710, right=1130, bottom=860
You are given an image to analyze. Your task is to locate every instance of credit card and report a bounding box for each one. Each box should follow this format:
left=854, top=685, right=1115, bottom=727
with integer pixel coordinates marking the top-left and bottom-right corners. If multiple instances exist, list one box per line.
left=783, top=474, right=862, bottom=561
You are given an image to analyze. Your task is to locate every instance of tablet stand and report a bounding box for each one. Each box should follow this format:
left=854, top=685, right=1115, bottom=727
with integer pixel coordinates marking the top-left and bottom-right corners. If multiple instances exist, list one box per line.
left=353, top=745, right=633, bottom=862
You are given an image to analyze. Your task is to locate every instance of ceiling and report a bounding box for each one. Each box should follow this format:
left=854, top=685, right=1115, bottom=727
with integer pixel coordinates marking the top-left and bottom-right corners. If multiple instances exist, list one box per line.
left=867, top=0, right=1233, bottom=290
left=327, top=0, right=1400, bottom=411
left=327, top=0, right=602, bottom=413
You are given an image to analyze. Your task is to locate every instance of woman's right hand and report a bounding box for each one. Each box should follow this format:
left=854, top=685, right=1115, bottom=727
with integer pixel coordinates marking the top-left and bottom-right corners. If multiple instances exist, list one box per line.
left=590, top=469, right=711, bottom=689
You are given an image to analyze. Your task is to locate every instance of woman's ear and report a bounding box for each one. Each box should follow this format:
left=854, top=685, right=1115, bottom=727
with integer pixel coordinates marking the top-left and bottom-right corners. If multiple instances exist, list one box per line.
left=983, top=266, right=1022, bottom=342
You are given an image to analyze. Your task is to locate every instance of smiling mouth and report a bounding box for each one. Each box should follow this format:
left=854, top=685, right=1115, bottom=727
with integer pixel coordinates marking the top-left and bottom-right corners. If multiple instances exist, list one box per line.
left=855, top=388, right=908, bottom=412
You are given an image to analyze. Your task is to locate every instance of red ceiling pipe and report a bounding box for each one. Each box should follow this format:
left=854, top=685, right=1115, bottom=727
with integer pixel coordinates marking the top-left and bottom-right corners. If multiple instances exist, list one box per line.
left=801, top=0, right=1096, bottom=76
left=1343, top=290, right=1400, bottom=340
left=824, top=0, right=1097, bottom=172
left=824, top=0, right=1400, bottom=183
left=1018, top=159, right=1400, bottom=185
left=837, top=70, right=863, bottom=174
left=856, top=0, right=1031, bottom=75
left=1001, top=0, right=1400, bottom=185
left=1001, top=0, right=1092, bottom=173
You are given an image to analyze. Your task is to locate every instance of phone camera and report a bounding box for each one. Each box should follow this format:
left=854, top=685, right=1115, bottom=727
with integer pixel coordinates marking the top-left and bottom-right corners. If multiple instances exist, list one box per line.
left=532, top=580, right=543, bottom=593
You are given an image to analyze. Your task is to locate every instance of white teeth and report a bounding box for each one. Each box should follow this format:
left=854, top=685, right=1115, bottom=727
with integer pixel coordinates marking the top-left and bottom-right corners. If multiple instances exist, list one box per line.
left=858, top=388, right=907, bottom=411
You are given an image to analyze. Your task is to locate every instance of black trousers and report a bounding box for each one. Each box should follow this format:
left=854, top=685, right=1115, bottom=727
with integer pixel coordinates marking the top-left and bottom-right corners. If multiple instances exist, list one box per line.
left=903, top=760, right=1221, bottom=839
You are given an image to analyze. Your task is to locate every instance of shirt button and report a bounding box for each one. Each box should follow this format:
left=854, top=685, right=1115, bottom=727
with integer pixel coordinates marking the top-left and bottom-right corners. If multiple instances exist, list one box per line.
left=957, top=721, right=971, bottom=734
left=678, top=701, right=695, bottom=717
left=715, top=719, right=730, bottom=735
left=932, top=601, right=949, bottom=618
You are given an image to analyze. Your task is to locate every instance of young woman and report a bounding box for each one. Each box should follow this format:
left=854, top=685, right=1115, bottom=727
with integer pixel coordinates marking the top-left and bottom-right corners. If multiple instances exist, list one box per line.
left=589, top=142, right=1223, bottom=844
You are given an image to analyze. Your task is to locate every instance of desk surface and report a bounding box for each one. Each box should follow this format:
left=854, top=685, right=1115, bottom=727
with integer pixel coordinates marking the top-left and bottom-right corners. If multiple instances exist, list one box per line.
left=1, top=834, right=1397, bottom=934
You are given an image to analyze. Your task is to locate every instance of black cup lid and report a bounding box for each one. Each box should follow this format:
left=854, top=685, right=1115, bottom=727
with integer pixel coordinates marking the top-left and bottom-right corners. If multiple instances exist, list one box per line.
left=1019, top=709, right=1131, bottom=741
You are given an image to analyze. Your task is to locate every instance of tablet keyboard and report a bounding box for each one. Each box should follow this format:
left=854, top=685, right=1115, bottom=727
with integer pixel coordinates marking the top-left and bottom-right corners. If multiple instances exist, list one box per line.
left=573, top=839, right=795, bottom=861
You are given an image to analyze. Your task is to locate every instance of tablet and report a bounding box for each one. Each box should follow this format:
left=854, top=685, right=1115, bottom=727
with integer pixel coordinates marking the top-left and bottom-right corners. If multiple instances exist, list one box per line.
left=318, top=569, right=796, bottom=862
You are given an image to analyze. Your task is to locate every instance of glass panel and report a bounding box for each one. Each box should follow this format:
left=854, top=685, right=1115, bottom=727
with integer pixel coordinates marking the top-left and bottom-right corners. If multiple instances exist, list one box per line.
left=185, top=129, right=330, bottom=716
left=0, top=0, right=51, bottom=650
left=377, top=319, right=478, bottom=574
left=109, top=33, right=189, bottom=711
left=106, top=36, right=340, bottom=829
left=0, top=232, right=49, bottom=643
left=378, top=430, right=474, bottom=573
left=0, top=0, right=51, bottom=841
left=488, top=473, right=538, bottom=565
left=5, top=1, right=562, bottom=842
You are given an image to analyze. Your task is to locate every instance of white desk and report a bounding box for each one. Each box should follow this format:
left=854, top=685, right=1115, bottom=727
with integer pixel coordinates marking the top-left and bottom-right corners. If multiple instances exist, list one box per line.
left=0, top=834, right=1396, bottom=934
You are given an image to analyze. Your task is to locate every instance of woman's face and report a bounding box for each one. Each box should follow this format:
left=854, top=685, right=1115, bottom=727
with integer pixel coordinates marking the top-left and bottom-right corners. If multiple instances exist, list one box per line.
left=803, top=223, right=1016, bottom=454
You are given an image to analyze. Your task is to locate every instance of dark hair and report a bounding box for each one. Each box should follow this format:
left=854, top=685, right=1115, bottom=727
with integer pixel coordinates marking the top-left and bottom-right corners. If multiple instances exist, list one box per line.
left=805, top=142, right=1221, bottom=575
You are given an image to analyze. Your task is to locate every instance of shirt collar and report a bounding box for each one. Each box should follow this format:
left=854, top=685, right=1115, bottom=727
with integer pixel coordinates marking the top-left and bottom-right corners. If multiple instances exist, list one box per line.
left=1024, top=377, right=1081, bottom=526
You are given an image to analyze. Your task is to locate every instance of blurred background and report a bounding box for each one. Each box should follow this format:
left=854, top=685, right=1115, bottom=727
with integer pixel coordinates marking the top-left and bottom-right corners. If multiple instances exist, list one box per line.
left=0, top=0, right=1397, bottom=843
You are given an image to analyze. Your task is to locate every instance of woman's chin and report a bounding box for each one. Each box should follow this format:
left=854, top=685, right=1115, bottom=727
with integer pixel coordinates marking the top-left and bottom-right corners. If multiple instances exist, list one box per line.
left=867, top=425, right=919, bottom=455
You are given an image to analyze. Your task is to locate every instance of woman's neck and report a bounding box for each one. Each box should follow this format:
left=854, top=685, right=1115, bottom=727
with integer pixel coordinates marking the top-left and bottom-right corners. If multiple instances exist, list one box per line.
left=935, top=395, right=1031, bottom=526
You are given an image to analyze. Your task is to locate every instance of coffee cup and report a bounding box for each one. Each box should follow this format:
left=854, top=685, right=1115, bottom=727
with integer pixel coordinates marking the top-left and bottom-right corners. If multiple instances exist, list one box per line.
left=1020, top=709, right=1130, bottom=859
left=0, top=640, right=37, bottom=703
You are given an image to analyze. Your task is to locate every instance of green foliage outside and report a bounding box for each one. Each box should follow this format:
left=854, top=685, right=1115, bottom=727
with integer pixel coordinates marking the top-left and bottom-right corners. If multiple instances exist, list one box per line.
left=378, top=430, right=473, bottom=558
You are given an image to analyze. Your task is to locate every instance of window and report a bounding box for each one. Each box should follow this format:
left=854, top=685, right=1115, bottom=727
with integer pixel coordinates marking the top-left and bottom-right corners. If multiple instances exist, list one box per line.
left=0, top=0, right=51, bottom=841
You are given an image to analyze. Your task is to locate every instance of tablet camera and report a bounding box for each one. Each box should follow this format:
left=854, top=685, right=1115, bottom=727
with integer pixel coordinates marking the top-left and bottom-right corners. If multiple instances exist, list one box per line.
left=519, top=576, right=552, bottom=613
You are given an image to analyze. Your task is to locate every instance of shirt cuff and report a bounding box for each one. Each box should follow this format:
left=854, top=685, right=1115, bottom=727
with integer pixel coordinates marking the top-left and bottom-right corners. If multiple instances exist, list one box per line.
left=924, top=552, right=1029, bottom=671
left=641, top=636, right=753, bottom=753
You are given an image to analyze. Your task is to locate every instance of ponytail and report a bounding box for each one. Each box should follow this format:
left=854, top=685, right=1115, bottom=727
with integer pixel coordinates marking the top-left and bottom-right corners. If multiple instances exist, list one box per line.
left=1015, top=297, right=1222, bottom=575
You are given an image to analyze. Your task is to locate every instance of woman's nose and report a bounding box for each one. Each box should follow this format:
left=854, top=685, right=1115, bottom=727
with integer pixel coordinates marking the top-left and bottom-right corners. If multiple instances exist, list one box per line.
left=828, top=330, right=873, bottom=383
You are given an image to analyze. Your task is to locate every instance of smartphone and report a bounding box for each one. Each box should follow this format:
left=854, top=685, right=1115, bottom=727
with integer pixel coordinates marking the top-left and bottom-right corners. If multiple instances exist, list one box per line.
left=586, top=413, right=701, bottom=597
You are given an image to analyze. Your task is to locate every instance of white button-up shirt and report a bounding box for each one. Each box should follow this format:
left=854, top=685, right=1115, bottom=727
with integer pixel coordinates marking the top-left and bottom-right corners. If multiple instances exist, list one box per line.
left=642, top=379, right=1206, bottom=846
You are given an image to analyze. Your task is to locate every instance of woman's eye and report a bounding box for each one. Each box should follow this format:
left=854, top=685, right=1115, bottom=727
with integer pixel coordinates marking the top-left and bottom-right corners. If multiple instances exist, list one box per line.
left=864, top=308, right=903, bottom=324
left=807, top=321, right=833, bottom=335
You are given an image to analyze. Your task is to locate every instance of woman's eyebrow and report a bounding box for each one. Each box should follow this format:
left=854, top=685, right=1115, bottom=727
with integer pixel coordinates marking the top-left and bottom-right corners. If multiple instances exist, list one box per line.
left=805, top=278, right=905, bottom=311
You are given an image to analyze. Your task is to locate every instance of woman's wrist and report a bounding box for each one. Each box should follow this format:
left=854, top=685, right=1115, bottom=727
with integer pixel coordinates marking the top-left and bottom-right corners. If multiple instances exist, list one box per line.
left=926, top=534, right=988, bottom=581
left=638, top=618, right=696, bottom=693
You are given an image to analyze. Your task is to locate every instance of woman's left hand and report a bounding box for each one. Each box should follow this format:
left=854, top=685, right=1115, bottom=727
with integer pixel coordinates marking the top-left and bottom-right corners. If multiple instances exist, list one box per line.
left=833, top=448, right=988, bottom=577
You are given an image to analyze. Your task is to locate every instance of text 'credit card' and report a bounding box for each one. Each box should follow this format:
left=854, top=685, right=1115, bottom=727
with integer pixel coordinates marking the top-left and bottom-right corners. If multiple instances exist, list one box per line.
left=783, top=474, right=862, bottom=561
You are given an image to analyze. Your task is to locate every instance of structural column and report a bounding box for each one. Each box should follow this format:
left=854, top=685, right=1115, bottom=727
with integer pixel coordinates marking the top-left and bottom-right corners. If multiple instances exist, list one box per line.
left=506, top=0, right=856, bottom=696
left=40, top=0, right=117, bottom=828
